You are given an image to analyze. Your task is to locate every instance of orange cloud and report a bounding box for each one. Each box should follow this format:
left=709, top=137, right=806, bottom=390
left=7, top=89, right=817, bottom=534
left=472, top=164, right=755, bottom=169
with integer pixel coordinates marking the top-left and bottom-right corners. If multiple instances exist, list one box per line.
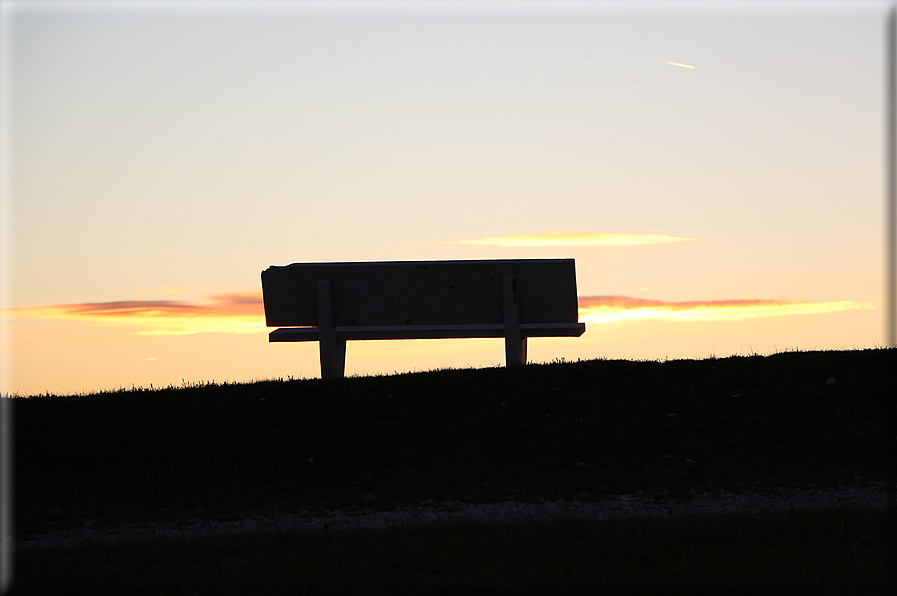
left=442, top=232, right=698, bottom=248
left=5, top=292, right=875, bottom=337
left=3, top=293, right=265, bottom=336
left=578, top=295, right=877, bottom=324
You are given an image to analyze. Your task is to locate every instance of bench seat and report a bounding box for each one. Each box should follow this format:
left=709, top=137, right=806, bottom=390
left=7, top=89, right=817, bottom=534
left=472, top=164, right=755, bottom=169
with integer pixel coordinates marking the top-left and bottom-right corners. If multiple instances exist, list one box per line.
left=269, top=322, right=586, bottom=342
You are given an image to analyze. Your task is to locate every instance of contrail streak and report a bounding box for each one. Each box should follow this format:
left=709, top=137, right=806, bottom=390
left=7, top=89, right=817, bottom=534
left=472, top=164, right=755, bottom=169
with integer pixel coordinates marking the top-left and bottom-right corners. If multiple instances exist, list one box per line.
left=661, top=60, right=695, bottom=69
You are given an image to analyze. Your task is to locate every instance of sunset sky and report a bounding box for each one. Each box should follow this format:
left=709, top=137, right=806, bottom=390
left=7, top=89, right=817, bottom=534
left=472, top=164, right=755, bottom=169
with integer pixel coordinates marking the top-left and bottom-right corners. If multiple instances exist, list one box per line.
left=1, top=0, right=891, bottom=396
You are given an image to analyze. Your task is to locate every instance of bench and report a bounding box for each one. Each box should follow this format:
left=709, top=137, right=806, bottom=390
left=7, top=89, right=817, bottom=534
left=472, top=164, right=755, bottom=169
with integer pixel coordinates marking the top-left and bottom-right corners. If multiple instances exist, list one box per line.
left=261, top=258, right=586, bottom=378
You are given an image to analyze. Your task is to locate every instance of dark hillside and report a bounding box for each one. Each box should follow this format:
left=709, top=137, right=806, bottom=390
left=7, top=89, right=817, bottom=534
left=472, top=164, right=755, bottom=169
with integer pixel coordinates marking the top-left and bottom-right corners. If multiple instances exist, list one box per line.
left=14, top=348, right=896, bottom=532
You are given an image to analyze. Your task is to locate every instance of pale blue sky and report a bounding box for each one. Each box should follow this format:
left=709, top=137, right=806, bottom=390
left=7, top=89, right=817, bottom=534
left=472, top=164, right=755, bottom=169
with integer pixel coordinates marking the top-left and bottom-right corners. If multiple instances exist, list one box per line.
left=7, top=1, right=885, bottom=301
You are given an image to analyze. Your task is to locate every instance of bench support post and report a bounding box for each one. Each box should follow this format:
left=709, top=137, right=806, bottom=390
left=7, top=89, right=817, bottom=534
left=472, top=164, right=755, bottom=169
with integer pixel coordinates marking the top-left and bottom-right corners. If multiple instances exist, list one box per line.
left=317, top=279, right=346, bottom=379
left=503, top=276, right=527, bottom=367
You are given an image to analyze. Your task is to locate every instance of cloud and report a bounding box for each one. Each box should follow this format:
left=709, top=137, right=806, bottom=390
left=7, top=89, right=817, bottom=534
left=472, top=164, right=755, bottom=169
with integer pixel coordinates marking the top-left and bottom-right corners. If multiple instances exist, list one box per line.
left=3, top=293, right=265, bottom=336
left=442, top=231, right=699, bottom=248
left=578, top=295, right=877, bottom=324
left=5, top=292, right=876, bottom=336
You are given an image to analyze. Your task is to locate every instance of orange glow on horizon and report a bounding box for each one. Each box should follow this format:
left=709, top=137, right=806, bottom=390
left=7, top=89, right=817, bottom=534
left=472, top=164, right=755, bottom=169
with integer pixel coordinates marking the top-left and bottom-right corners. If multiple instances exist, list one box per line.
left=2, top=293, right=265, bottom=336
left=578, top=296, right=877, bottom=324
left=442, top=231, right=699, bottom=247
left=133, top=286, right=188, bottom=294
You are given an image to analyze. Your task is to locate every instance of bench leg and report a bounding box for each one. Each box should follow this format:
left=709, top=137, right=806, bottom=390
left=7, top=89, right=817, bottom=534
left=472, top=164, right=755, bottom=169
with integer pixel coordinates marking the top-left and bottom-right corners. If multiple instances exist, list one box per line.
left=506, top=336, right=527, bottom=367
left=317, top=279, right=346, bottom=379
left=504, top=276, right=526, bottom=367
left=320, top=337, right=347, bottom=379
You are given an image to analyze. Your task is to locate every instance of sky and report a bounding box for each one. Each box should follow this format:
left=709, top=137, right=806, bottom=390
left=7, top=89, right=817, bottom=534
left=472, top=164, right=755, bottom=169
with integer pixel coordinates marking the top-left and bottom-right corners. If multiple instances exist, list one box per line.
left=0, top=0, right=893, bottom=396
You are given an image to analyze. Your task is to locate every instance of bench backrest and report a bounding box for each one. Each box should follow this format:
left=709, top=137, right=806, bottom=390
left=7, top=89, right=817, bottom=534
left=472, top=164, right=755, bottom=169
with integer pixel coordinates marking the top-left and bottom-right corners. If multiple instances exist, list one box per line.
left=261, top=259, right=580, bottom=328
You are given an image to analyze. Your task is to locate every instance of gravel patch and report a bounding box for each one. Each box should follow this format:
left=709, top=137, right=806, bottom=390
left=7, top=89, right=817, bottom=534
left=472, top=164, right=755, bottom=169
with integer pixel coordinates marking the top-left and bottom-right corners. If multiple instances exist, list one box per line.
left=11, top=482, right=895, bottom=550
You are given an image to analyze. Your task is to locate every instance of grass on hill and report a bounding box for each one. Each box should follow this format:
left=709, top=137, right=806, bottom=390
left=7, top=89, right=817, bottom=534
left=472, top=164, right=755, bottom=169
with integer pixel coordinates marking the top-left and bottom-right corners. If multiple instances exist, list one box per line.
left=13, top=347, right=895, bottom=528
left=9, top=348, right=896, bottom=593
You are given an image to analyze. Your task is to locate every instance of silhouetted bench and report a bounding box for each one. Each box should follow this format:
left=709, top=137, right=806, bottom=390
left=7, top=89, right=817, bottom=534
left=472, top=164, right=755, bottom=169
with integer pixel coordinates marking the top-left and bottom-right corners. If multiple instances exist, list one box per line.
left=261, top=259, right=586, bottom=378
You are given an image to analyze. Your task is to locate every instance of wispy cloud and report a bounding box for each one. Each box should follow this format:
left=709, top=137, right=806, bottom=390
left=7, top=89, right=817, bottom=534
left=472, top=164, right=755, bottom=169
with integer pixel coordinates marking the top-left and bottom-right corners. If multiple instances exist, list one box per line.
left=579, top=296, right=877, bottom=324
left=442, top=232, right=699, bottom=248
left=3, top=293, right=265, bottom=336
left=5, top=292, right=875, bottom=336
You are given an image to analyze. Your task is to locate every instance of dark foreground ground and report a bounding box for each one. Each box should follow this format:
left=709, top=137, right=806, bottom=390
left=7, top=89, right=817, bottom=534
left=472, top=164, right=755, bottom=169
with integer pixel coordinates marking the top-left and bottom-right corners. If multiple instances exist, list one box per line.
left=9, top=348, right=897, bottom=594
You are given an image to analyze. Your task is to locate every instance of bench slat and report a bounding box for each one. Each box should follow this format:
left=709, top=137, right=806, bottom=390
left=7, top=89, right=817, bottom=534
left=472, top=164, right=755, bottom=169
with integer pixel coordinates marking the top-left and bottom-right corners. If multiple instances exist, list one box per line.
left=269, top=322, right=585, bottom=342
left=261, top=259, right=580, bottom=327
